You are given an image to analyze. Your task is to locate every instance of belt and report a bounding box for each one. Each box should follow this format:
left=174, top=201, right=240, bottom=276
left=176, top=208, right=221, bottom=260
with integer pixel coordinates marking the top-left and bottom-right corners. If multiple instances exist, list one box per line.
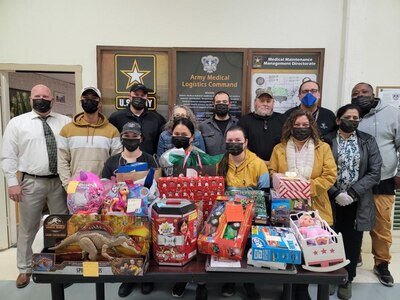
left=23, top=172, right=59, bottom=179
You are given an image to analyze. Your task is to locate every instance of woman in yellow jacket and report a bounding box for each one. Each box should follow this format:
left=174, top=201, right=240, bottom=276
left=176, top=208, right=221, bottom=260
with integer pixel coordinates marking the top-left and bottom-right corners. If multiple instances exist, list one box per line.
left=269, top=109, right=337, bottom=300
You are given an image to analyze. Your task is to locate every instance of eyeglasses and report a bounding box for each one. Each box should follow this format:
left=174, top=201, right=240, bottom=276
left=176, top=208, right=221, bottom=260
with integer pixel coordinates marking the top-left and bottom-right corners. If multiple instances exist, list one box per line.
left=300, top=89, right=319, bottom=95
left=264, top=120, right=268, bottom=130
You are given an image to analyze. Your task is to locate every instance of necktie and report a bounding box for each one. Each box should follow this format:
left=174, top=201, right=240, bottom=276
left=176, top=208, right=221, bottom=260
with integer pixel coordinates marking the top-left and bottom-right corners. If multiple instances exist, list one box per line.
left=40, top=117, right=58, bottom=174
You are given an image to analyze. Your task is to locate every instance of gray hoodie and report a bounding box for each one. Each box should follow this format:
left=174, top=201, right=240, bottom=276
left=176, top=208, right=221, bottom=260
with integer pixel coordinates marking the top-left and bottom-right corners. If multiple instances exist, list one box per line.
left=358, top=100, right=400, bottom=180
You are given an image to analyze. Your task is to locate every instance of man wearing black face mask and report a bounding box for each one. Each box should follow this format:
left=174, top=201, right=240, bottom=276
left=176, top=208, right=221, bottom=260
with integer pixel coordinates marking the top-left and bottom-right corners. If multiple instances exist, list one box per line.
left=58, top=87, right=121, bottom=189
left=351, top=82, right=400, bottom=287
left=109, top=83, right=165, bottom=155
left=199, top=91, right=238, bottom=155
left=1, top=84, right=71, bottom=288
left=102, top=122, right=157, bottom=179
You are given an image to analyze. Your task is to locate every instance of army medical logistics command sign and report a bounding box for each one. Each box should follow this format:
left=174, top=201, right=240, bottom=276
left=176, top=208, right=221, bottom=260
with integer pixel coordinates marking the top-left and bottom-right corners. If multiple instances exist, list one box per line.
left=175, top=51, right=244, bottom=122
left=114, top=54, right=157, bottom=110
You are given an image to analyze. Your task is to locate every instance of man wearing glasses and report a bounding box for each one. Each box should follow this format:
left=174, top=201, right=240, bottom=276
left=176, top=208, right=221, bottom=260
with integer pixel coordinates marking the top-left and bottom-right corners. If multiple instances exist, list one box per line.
left=285, top=80, right=336, bottom=139
left=238, top=88, right=286, bottom=165
left=58, top=87, right=121, bottom=189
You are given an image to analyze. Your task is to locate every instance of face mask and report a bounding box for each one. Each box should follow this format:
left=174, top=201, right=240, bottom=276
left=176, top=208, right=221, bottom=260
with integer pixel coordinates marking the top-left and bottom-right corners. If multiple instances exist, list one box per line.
left=292, top=127, right=312, bottom=141
left=172, top=136, right=191, bottom=149
left=131, top=97, right=147, bottom=110
left=32, top=98, right=52, bottom=113
left=339, top=119, right=359, bottom=133
left=301, top=93, right=317, bottom=107
left=226, top=142, right=244, bottom=156
left=121, top=138, right=140, bottom=152
left=214, top=104, right=229, bottom=117
left=81, top=99, right=99, bottom=114
left=352, top=96, right=375, bottom=113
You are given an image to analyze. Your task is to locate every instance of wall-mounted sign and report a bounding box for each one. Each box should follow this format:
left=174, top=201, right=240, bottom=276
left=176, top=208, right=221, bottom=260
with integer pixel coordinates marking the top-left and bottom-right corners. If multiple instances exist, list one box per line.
left=376, top=86, right=400, bottom=109
left=249, top=50, right=324, bottom=113
left=175, top=51, right=244, bottom=122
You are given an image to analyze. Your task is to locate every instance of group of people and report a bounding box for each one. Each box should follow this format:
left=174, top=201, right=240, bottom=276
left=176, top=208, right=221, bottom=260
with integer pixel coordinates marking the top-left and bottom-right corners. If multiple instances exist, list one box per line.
left=1, top=80, right=398, bottom=300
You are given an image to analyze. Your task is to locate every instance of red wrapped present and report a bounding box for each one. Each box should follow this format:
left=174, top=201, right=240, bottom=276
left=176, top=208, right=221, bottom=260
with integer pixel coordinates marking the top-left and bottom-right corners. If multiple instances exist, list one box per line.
left=272, top=173, right=310, bottom=200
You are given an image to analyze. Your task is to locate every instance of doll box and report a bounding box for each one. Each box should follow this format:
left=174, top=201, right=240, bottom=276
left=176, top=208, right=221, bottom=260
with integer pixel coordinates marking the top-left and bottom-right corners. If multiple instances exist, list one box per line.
left=32, top=214, right=150, bottom=276
left=251, top=226, right=302, bottom=264
left=272, top=173, right=310, bottom=200
left=152, top=199, right=198, bottom=266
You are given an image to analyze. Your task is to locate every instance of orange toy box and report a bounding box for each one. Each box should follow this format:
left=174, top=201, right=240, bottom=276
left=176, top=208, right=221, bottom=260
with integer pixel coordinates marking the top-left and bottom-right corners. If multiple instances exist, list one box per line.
left=152, top=199, right=199, bottom=266
left=197, top=195, right=254, bottom=260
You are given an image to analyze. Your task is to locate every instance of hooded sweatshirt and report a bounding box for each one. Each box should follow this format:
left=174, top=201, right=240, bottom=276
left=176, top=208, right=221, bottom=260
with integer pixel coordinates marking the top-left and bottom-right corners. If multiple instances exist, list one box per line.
left=58, top=112, right=122, bottom=188
left=358, top=100, right=400, bottom=180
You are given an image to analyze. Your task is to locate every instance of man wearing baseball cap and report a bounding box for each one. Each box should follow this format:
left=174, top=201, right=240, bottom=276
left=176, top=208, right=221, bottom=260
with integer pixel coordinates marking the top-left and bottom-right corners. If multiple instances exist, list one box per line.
left=58, top=86, right=121, bottom=189
left=237, top=88, right=287, bottom=165
left=109, top=83, right=165, bottom=155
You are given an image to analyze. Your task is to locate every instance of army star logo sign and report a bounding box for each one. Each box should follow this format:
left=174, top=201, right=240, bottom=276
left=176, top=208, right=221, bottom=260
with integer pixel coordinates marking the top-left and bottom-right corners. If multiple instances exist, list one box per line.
left=121, top=60, right=150, bottom=89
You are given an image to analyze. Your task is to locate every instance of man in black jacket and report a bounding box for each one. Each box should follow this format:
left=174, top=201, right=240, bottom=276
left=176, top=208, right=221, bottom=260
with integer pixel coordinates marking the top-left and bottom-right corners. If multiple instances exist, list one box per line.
left=285, top=80, right=336, bottom=139
left=109, top=83, right=165, bottom=156
left=238, top=88, right=286, bottom=165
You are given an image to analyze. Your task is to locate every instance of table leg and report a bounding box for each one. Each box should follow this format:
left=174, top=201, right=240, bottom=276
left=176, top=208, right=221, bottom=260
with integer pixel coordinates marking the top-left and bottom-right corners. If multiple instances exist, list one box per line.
left=51, top=283, right=65, bottom=300
left=96, top=283, right=105, bottom=300
left=281, top=283, right=292, bottom=300
left=317, top=284, right=329, bottom=300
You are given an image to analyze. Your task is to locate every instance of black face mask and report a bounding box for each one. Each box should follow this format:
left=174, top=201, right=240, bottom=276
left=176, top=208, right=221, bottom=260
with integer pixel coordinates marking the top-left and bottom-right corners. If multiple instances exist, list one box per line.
left=339, top=119, right=359, bottom=133
left=121, top=138, right=141, bottom=152
left=292, top=127, right=312, bottom=141
left=81, top=99, right=99, bottom=114
left=32, top=98, right=51, bottom=113
left=172, top=136, right=191, bottom=149
left=131, top=97, right=147, bottom=110
left=214, top=104, right=229, bottom=117
left=351, top=96, right=375, bottom=113
left=226, top=142, right=244, bottom=156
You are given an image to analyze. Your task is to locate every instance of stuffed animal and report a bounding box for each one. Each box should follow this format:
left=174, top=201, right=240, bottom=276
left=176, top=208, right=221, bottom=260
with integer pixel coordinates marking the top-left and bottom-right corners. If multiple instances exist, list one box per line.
left=298, top=214, right=331, bottom=245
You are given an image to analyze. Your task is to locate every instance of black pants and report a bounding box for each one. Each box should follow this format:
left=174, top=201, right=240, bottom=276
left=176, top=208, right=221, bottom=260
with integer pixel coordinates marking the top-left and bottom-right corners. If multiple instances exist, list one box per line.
left=334, top=201, right=363, bottom=282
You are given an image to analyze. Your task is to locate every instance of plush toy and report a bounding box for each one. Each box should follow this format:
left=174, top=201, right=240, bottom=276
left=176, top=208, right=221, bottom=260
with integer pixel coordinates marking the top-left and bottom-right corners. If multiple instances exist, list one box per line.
left=298, top=214, right=331, bottom=245
left=67, top=171, right=104, bottom=214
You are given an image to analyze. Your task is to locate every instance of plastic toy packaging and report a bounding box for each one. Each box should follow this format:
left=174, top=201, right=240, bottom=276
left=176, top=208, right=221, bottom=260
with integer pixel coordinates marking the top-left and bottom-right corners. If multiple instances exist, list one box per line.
left=67, top=171, right=105, bottom=214
left=197, top=195, right=254, bottom=260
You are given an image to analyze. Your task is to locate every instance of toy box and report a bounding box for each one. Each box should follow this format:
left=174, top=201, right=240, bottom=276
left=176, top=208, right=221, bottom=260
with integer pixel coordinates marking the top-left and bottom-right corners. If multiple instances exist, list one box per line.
left=197, top=195, right=254, bottom=260
left=270, top=198, right=291, bottom=226
left=290, top=211, right=349, bottom=272
left=32, top=214, right=150, bottom=276
left=152, top=199, right=198, bottom=266
left=158, top=176, right=224, bottom=221
left=225, top=190, right=267, bottom=224
left=271, top=189, right=310, bottom=212
left=272, top=173, right=310, bottom=200
left=251, top=226, right=302, bottom=264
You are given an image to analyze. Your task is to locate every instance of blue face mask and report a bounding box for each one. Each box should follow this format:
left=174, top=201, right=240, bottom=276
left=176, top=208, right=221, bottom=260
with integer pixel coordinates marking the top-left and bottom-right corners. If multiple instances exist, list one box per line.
left=301, top=93, right=317, bottom=107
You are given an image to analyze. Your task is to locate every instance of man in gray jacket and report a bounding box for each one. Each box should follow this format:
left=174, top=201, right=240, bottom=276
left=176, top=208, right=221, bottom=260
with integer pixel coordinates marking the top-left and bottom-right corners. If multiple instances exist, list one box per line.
left=199, top=91, right=238, bottom=155
left=351, top=82, right=400, bottom=287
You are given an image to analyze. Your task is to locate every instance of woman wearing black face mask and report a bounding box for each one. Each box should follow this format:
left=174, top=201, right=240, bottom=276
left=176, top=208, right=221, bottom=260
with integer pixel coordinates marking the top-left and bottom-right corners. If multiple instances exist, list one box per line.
left=323, top=104, right=382, bottom=300
left=159, top=118, right=222, bottom=168
left=269, top=110, right=337, bottom=300
left=101, top=122, right=157, bottom=179
left=216, top=126, right=269, bottom=300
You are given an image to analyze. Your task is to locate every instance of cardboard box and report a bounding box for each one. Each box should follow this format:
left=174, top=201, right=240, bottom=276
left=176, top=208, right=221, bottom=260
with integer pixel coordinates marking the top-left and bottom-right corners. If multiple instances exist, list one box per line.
left=251, top=226, right=302, bottom=264
left=32, top=214, right=150, bottom=276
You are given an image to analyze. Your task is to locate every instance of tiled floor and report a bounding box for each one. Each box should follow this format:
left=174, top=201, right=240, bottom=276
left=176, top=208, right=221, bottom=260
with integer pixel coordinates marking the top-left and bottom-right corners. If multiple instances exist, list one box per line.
left=0, top=228, right=398, bottom=299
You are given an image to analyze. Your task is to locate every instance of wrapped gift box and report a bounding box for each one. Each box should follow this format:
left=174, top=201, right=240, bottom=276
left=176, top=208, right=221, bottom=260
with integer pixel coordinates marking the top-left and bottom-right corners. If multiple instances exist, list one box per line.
left=272, top=173, right=310, bottom=200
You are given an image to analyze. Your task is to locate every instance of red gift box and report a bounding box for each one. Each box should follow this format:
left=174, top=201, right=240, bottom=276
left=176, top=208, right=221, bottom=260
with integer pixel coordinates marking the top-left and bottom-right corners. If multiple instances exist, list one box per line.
left=272, top=173, right=310, bottom=200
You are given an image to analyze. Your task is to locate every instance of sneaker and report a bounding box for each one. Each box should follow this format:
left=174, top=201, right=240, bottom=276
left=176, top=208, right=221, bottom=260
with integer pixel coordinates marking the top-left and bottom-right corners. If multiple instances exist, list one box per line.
left=172, top=282, right=187, bottom=298
left=373, top=262, right=394, bottom=287
left=196, top=284, right=208, bottom=300
left=243, top=282, right=260, bottom=300
left=221, top=282, right=236, bottom=297
left=329, top=284, right=336, bottom=296
left=141, top=282, right=154, bottom=295
left=357, top=254, right=363, bottom=267
left=337, top=282, right=352, bottom=300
